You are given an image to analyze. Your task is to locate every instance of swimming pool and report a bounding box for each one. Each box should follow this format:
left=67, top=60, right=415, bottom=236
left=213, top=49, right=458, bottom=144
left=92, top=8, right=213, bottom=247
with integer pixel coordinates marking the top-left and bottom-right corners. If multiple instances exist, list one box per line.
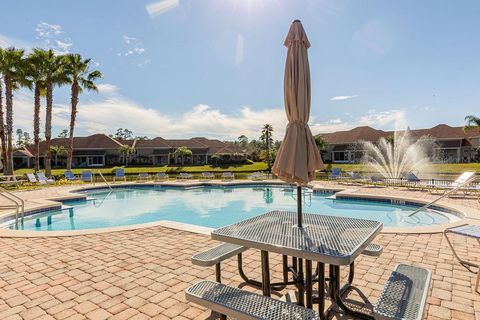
left=8, top=185, right=454, bottom=231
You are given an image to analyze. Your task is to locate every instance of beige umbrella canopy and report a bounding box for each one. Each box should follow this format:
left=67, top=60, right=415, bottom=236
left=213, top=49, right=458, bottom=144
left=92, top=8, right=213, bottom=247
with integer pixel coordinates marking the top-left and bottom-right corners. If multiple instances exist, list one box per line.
left=272, top=20, right=323, bottom=185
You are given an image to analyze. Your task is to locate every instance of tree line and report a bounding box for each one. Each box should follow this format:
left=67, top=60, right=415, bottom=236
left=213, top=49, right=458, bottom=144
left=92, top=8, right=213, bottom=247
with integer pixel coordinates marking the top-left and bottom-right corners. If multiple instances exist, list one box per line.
left=0, top=47, right=101, bottom=176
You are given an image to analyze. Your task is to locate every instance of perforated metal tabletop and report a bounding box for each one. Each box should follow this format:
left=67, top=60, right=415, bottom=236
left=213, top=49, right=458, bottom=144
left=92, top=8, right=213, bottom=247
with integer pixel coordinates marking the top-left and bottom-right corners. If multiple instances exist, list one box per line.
left=211, top=210, right=383, bottom=265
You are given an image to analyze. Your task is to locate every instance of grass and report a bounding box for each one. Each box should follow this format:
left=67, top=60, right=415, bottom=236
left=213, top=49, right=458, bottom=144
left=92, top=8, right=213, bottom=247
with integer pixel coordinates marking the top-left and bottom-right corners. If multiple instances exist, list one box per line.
left=14, top=162, right=269, bottom=176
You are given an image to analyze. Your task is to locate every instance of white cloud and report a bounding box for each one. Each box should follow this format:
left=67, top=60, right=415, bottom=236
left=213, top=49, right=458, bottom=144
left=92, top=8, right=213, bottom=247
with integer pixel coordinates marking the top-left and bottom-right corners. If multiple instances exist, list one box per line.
left=330, top=95, right=358, bottom=101
left=0, top=34, right=33, bottom=49
left=35, top=22, right=73, bottom=54
left=120, top=35, right=147, bottom=65
left=97, top=84, right=119, bottom=95
left=311, top=109, right=405, bottom=134
left=235, top=34, right=244, bottom=66
left=11, top=88, right=405, bottom=141
left=145, top=0, right=179, bottom=18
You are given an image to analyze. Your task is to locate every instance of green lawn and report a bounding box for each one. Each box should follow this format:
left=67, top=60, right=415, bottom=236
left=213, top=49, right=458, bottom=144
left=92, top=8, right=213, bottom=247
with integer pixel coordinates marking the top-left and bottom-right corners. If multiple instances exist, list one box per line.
left=14, top=162, right=269, bottom=176
left=327, top=163, right=480, bottom=174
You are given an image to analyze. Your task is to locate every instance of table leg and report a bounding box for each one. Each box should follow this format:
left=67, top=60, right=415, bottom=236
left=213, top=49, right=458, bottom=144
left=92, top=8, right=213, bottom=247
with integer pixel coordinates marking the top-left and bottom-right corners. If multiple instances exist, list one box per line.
left=297, top=258, right=304, bottom=306
left=282, top=255, right=289, bottom=282
left=260, top=250, right=271, bottom=297
left=331, top=265, right=374, bottom=320
left=305, top=260, right=313, bottom=309
left=317, top=263, right=326, bottom=320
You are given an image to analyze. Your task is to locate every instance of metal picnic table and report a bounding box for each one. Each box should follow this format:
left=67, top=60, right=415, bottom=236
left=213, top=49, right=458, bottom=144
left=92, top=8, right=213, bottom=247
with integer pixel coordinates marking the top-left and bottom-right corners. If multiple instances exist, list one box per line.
left=211, top=210, right=383, bottom=319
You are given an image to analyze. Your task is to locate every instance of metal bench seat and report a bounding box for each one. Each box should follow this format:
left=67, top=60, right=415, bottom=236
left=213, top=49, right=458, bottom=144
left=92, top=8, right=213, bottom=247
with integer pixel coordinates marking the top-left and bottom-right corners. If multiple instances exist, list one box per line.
left=362, top=243, right=384, bottom=257
left=192, top=243, right=246, bottom=267
left=185, top=280, right=320, bottom=320
left=374, top=264, right=431, bottom=320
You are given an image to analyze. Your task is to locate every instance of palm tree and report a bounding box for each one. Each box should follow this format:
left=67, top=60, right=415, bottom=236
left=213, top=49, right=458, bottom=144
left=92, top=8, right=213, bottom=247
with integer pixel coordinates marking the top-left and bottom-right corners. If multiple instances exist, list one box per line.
left=41, top=49, right=68, bottom=176
left=50, top=145, right=67, bottom=167
left=260, top=124, right=274, bottom=171
left=63, top=54, right=102, bottom=170
left=0, top=73, right=6, bottom=172
left=314, top=135, right=329, bottom=159
left=0, top=47, right=30, bottom=175
left=26, top=48, right=48, bottom=172
left=173, top=146, right=192, bottom=165
left=118, top=144, right=135, bottom=166
left=464, top=115, right=480, bottom=132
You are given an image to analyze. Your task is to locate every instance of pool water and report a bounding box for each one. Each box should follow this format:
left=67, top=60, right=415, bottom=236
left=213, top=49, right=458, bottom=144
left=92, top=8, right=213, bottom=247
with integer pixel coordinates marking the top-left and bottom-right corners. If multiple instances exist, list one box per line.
left=9, top=185, right=452, bottom=231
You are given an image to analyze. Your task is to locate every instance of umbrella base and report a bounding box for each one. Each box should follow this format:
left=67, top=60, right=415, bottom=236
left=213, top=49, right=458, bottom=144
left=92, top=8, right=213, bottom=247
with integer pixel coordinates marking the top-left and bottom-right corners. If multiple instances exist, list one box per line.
left=292, top=224, right=310, bottom=229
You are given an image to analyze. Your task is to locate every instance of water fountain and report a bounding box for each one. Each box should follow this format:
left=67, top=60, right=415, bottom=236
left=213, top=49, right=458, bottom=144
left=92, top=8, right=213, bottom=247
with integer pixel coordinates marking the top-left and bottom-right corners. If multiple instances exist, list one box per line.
left=360, top=128, right=435, bottom=179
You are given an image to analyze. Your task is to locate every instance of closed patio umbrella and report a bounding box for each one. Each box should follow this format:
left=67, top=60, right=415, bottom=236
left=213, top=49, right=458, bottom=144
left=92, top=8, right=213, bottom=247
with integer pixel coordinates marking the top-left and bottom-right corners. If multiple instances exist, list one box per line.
left=272, top=20, right=323, bottom=228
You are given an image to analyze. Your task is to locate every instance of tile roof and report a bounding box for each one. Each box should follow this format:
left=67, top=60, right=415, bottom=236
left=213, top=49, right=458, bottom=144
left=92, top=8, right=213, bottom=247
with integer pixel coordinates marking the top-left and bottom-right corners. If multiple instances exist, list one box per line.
left=319, top=124, right=480, bottom=145
left=25, top=134, right=123, bottom=155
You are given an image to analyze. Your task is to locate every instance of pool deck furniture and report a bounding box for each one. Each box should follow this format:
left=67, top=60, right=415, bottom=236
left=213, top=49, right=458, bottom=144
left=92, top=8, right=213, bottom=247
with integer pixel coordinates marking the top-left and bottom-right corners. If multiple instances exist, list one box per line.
left=328, top=168, right=342, bottom=179
left=211, top=210, right=383, bottom=319
left=373, top=264, right=432, bottom=320
left=177, top=172, right=193, bottom=180
left=81, top=171, right=93, bottom=183
left=26, top=173, right=39, bottom=184
left=64, top=170, right=78, bottom=181
left=444, top=224, right=480, bottom=292
left=155, top=172, right=169, bottom=181
left=185, top=280, right=320, bottom=320
left=113, top=168, right=126, bottom=182
left=248, top=171, right=267, bottom=180
left=37, top=172, right=55, bottom=185
left=137, top=172, right=151, bottom=182
left=221, top=172, right=234, bottom=180
left=0, top=175, right=24, bottom=188
left=201, top=172, right=215, bottom=180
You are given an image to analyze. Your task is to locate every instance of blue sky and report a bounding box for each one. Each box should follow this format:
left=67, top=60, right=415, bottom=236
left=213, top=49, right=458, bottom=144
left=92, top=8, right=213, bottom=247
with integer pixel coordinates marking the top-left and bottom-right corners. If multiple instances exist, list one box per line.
left=1, top=0, right=479, bottom=140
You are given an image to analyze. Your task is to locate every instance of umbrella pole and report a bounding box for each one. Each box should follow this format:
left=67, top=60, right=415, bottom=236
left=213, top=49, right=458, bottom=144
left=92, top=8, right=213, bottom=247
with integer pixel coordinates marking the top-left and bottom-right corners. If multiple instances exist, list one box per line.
left=297, top=184, right=302, bottom=228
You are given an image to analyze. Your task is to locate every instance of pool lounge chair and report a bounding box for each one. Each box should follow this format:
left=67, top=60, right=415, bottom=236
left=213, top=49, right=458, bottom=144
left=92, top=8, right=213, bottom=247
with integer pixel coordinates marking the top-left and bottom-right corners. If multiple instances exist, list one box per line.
left=201, top=172, right=215, bottom=179
left=427, top=171, right=476, bottom=197
left=37, top=172, right=55, bottom=185
left=137, top=172, right=151, bottom=182
left=328, top=167, right=342, bottom=179
left=155, top=172, right=169, bottom=181
left=177, top=173, right=193, bottom=180
left=64, top=170, right=78, bottom=181
left=113, top=168, right=126, bottom=182
left=26, top=173, right=38, bottom=184
left=248, top=171, right=266, bottom=180
left=444, top=224, right=480, bottom=292
left=81, top=170, right=93, bottom=183
left=403, top=171, right=422, bottom=189
left=221, top=172, right=234, bottom=180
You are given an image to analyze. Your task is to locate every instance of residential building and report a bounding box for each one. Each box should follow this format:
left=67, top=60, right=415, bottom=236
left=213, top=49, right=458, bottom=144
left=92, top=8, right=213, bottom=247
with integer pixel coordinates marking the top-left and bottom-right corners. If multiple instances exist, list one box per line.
left=319, top=124, right=480, bottom=163
left=14, top=134, right=246, bottom=168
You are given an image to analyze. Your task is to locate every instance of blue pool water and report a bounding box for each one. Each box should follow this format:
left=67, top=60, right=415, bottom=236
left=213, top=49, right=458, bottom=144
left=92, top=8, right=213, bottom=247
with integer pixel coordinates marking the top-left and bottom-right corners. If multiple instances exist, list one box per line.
left=9, top=185, right=453, bottom=231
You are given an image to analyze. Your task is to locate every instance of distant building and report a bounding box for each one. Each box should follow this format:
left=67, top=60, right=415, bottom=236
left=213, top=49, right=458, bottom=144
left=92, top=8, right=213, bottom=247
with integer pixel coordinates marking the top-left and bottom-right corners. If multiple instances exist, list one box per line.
left=318, top=124, right=480, bottom=163
left=14, top=134, right=246, bottom=168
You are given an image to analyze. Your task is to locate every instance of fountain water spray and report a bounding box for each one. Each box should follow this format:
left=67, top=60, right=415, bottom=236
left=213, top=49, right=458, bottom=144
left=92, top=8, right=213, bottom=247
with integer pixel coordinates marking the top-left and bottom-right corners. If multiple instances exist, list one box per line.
left=360, top=128, right=434, bottom=179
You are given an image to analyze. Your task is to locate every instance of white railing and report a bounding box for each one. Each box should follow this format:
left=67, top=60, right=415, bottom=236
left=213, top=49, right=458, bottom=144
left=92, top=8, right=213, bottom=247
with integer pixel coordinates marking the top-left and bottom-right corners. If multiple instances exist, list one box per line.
left=0, top=187, right=25, bottom=227
left=97, top=171, right=112, bottom=190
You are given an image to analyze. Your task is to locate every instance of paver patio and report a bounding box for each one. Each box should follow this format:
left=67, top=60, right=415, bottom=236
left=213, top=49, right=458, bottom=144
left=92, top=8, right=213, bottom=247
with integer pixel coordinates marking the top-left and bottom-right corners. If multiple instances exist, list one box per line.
left=0, top=182, right=479, bottom=319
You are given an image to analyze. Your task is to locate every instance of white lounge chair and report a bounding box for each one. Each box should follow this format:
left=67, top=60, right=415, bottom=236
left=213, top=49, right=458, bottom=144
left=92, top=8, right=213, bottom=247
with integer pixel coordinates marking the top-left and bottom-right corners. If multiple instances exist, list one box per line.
left=177, top=173, right=193, bottom=180
left=26, top=173, right=38, bottom=184
left=155, top=172, right=169, bottom=181
left=248, top=172, right=266, bottom=181
left=137, top=172, right=151, bottom=182
left=221, top=172, right=234, bottom=180
left=37, top=172, right=55, bottom=185
left=201, top=172, right=215, bottom=179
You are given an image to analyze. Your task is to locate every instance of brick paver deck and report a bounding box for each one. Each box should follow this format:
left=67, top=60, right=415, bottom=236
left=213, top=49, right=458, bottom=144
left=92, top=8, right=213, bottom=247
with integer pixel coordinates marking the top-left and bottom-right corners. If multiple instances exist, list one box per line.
left=0, top=182, right=479, bottom=319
